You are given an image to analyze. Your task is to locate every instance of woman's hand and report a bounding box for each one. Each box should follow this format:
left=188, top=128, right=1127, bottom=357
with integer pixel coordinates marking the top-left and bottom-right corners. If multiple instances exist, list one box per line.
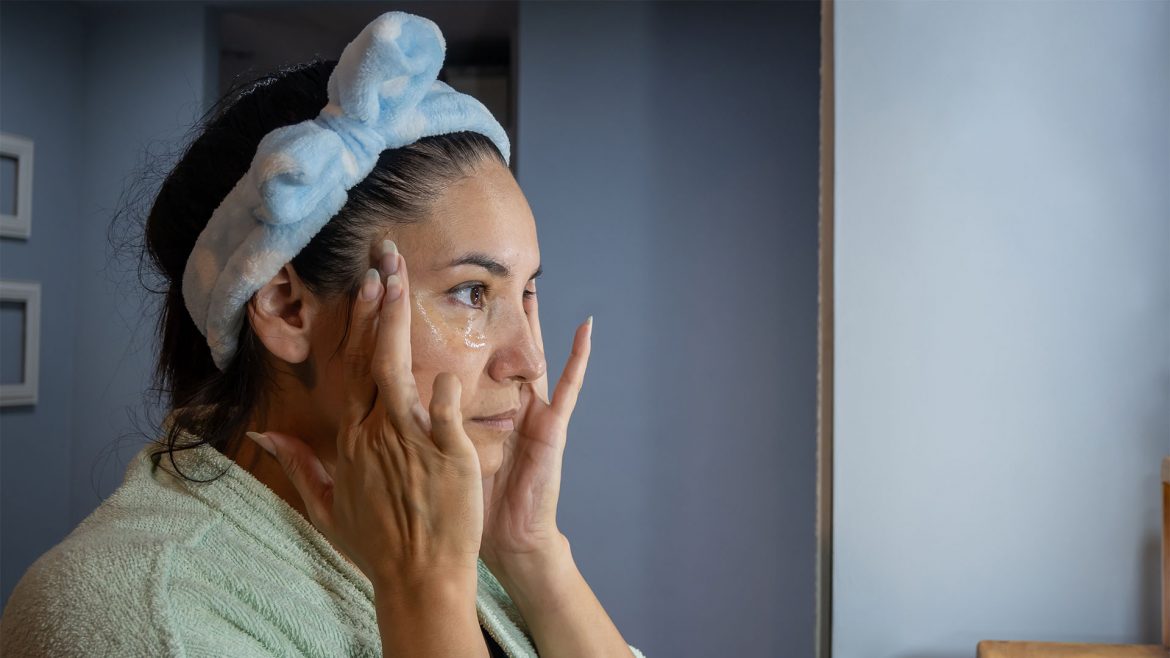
left=478, top=309, right=635, bottom=658
left=479, top=295, right=592, bottom=572
left=245, top=248, right=487, bottom=656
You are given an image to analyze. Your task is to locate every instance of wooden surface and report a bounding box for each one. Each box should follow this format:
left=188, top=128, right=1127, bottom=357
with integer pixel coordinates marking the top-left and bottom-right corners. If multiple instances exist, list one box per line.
left=1163, top=457, right=1169, bottom=647
left=814, top=2, right=835, bottom=657
left=978, top=641, right=1168, bottom=657
left=979, top=459, right=1170, bottom=655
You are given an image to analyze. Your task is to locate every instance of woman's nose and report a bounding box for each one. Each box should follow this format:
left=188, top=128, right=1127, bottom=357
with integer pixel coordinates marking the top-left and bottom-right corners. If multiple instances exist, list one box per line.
left=487, top=312, right=547, bottom=384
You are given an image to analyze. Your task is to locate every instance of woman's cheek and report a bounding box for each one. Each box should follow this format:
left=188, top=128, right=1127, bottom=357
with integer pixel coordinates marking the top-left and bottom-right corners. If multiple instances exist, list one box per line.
left=410, top=291, right=490, bottom=399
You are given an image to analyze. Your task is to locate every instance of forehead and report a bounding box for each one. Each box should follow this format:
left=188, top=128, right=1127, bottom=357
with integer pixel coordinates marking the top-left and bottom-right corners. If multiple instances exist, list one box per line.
left=399, top=163, right=539, bottom=272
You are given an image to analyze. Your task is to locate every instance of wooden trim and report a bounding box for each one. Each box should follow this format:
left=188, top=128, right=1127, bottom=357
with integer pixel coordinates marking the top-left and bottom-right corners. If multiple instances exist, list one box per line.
left=815, top=0, right=836, bottom=656
left=977, top=641, right=1168, bottom=657
left=1163, top=457, right=1169, bottom=647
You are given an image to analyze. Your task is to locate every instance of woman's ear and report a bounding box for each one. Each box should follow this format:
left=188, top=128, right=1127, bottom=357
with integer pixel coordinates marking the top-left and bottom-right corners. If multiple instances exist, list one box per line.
left=246, top=263, right=317, bottom=364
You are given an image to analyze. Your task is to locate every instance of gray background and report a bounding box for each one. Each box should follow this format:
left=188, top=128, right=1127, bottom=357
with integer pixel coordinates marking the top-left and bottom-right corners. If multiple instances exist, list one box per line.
left=519, top=4, right=819, bottom=655
left=0, top=0, right=211, bottom=619
left=834, top=1, right=1170, bottom=656
left=0, top=2, right=820, bottom=656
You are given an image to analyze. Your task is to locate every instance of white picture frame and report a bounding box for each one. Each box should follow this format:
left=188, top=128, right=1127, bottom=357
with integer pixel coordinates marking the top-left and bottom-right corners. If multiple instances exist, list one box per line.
left=0, top=132, right=34, bottom=240
left=0, top=280, right=40, bottom=407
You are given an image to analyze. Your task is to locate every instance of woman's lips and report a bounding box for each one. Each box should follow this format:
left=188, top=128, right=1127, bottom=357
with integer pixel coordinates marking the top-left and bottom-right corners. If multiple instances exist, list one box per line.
left=470, top=408, right=518, bottom=432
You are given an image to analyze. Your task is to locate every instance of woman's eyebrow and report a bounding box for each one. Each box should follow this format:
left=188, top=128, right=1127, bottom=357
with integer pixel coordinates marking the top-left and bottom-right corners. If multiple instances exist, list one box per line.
left=444, top=252, right=510, bottom=276
left=443, top=253, right=543, bottom=281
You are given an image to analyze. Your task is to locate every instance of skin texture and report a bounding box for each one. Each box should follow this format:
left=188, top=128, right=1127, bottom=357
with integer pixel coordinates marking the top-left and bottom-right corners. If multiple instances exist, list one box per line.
left=230, top=159, right=633, bottom=656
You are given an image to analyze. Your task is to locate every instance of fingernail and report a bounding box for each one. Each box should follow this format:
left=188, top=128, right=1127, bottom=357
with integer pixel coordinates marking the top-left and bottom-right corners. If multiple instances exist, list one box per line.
left=587, top=315, right=594, bottom=336
left=381, top=240, right=400, bottom=275
left=385, top=274, right=403, bottom=302
left=245, top=431, right=275, bottom=457
left=360, top=268, right=381, bottom=301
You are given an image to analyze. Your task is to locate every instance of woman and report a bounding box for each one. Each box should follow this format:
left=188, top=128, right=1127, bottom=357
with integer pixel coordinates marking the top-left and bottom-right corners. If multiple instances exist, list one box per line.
left=1, top=12, right=642, bottom=657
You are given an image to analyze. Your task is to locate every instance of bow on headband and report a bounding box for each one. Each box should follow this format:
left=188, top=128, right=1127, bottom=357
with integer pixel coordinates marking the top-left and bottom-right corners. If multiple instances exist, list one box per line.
left=182, top=11, right=510, bottom=370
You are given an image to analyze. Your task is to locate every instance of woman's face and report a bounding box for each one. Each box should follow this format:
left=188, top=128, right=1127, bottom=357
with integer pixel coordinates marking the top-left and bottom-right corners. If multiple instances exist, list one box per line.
left=318, top=160, right=546, bottom=478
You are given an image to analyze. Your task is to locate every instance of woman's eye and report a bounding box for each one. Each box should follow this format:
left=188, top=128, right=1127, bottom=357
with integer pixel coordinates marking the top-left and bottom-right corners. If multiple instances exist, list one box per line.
left=451, top=284, right=486, bottom=309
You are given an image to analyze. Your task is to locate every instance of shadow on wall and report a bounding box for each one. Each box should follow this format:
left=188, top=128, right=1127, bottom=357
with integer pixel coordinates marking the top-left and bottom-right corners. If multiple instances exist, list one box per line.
left=643, top=2, right=820, bottom=657
left=516, top=1, right=821, bottom=656
left=1138, top=532, right=1160, bottom=643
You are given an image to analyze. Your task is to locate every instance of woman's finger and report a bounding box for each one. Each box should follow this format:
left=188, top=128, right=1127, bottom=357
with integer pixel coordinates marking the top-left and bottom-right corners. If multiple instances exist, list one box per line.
left=428, top=372, right=473, bottom=457
left=246, top=430, right=336, bottom=533
left=377, top=238, right=400, bottom=279
left=550, top=317, right=593, bottom=418
left=370, top=253, right=430, bottom=434
left=340, top=240, right=402, bottom=431
left=340, top=267, right=384, bottom=430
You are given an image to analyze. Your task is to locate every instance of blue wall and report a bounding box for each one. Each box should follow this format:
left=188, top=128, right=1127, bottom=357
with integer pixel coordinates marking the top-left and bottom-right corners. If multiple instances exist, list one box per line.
left=834, top=1, right=1170, bottom=655
left=518, top=2, right=820, bottom=655
left=69, top=0, right=209, bottom=529
left=0, top=1, right=86, bottom=607
left=0, top=1, right=208, bottom=606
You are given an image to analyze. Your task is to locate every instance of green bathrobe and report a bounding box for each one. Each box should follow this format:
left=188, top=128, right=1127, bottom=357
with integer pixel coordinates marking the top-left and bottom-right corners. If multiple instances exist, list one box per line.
left=0, top=440, right=644, bottom=657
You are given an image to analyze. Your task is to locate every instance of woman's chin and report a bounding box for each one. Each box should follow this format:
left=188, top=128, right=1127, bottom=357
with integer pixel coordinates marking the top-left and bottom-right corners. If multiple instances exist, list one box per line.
left=467, top=426, right=511, bottom=478
left=477, top=449, right=503, bottom=479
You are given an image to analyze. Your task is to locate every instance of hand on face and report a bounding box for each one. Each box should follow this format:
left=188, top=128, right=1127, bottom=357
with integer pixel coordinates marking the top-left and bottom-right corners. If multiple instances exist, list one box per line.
left=245, top=249, right=485, bottom=591
left=480, top=294, right=593, bottom=570
left=244, top=161, right=589, bottom=581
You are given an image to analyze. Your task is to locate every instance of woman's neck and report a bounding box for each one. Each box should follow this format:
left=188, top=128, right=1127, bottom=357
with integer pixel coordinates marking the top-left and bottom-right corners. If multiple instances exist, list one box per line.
left=229, top=391, right=337, bottom=526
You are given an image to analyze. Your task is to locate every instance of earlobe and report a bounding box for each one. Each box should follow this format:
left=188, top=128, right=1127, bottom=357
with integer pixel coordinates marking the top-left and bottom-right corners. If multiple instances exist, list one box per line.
left=246, top=263, right=315, bottom=364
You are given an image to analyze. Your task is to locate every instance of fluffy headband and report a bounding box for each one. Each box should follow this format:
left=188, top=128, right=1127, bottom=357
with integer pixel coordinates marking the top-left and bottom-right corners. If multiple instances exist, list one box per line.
left=182, top=11, right=510, bottom=370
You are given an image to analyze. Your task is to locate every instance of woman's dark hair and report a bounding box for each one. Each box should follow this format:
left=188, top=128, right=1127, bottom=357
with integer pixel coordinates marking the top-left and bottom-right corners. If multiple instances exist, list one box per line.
left=144, top=60, right=505, bottom=479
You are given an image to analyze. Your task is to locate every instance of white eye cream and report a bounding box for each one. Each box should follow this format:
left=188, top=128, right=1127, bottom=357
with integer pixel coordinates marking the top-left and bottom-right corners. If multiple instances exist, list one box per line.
left=411, top=290, right=489, bottom=352
left=463, top=315, right=487, bottom=350
left=412, top=291, right=444, bottom=346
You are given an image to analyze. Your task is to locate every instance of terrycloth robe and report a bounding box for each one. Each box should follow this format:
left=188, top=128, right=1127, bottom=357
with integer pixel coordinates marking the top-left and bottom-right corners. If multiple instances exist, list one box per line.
left=0, top=440, right=644, bottom=657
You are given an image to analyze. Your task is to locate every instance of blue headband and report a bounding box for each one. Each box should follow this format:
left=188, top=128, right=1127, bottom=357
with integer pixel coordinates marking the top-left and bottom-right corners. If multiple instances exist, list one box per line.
left=182, top=11, right=510, bottom=370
